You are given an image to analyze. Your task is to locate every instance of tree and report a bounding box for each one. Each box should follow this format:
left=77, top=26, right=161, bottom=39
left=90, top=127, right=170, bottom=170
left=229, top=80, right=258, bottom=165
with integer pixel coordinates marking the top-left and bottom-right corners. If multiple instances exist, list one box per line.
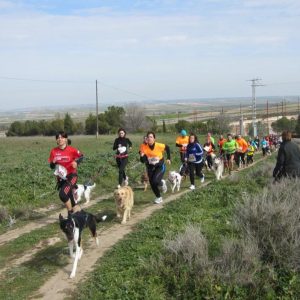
left=162, top=120, right=167, bottom=133
left=85, top=114, right=97, bottom=134
left=104, top=106, right=125, bottom=132
left=175, top=120, right=190, bottom=133
left=213, top=112, right=231, bottom=134
left=123, top=103, right=151, bottom=132
left=64, top=113, right=75, bottom=135
left=271, top=117, right=296, bottom=133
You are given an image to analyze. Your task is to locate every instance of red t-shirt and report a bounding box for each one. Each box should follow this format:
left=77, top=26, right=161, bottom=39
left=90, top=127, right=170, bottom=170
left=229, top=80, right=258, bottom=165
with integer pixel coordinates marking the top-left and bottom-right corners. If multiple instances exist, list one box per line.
left=48, top=146, right=83, bottom=175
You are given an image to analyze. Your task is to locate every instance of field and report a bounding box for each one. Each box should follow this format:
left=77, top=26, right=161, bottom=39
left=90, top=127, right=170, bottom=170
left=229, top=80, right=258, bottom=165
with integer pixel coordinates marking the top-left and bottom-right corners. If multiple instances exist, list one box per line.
left=0, top=135, right=300, bottom=299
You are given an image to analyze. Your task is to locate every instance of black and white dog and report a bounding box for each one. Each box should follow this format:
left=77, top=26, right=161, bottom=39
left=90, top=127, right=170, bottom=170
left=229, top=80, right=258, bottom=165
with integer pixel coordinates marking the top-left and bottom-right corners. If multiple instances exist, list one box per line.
left=59, top=210, right=106, bottom=278
left=75, top=182, right=96, bottom=204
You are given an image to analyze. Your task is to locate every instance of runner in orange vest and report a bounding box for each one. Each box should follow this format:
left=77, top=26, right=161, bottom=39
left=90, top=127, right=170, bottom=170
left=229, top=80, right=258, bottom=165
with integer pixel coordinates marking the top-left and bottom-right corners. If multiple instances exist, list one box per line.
left=176, top=129, right=189, bottom=163
left=140, top=131, right=171, bottom=204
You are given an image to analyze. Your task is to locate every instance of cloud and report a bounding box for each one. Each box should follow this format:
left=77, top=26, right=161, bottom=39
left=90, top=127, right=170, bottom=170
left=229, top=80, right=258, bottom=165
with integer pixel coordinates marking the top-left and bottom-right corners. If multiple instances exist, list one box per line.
left=0, top=1, right=299, bottom=110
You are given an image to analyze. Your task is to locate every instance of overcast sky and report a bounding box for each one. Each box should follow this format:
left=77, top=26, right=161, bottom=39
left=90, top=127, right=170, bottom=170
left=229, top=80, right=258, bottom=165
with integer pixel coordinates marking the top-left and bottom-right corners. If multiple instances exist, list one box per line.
left=0, top=0, right=299, bottom=110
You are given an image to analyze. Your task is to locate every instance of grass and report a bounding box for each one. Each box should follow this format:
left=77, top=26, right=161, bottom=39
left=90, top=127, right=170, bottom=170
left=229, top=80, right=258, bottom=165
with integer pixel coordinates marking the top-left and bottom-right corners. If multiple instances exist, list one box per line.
left=73, top=157, right=280, bottom=299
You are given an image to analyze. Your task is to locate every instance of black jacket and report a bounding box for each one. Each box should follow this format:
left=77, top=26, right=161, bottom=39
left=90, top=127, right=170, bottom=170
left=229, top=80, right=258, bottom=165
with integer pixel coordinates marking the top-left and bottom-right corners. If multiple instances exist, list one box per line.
left=113, top=137, right=132, bottom=156
left=273, top=140, right=300, bottom=179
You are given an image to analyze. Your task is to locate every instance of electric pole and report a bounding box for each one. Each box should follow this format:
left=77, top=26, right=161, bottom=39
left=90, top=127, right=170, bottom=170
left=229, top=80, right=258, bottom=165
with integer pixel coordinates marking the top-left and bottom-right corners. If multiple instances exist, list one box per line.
left=266, top=100, right=269, bottom=135
left=96, top=80, right=99, bottom=139
left=248, top=78, right=264, bottom=137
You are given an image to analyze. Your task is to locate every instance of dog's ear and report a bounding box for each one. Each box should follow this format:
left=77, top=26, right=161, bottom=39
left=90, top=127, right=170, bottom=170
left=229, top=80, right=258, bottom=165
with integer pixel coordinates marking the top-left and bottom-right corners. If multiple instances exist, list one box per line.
left=59, top=213, right=63, bottom=221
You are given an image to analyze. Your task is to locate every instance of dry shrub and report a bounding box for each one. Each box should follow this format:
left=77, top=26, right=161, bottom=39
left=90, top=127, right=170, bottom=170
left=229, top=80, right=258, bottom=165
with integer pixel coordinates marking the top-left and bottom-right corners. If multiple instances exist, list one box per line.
left=213, top=238, right=261, bottom=286
left=246, top=161, right=273, bottom=180
left=234, top=178, right=300, bottom=271
left=163, top=224, right=209, bottom=272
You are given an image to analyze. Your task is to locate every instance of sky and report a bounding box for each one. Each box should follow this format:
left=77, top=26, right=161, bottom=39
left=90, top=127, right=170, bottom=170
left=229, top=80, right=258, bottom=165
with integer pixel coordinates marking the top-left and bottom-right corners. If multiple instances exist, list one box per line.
left=0, top=0, right=300, bottom=110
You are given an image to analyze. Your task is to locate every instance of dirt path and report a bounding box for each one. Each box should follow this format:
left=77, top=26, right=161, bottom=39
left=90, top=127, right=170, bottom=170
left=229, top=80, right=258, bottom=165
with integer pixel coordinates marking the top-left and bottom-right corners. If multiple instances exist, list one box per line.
left=30, top=188, right=195, bottom=300
left=0, top=194, right=111, bottom=246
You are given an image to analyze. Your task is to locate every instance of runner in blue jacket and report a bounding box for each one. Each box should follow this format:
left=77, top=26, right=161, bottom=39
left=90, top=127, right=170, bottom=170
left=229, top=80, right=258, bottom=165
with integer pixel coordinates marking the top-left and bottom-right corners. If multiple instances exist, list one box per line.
left=185, top=133, right=205, bottom=190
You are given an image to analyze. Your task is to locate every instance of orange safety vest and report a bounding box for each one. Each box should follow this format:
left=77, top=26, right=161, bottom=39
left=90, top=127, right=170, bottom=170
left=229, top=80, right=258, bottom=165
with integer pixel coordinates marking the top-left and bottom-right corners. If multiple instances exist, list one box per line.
left=143, top=142, right=166, bottom=165
left=176, top=136, right=189, bottom=152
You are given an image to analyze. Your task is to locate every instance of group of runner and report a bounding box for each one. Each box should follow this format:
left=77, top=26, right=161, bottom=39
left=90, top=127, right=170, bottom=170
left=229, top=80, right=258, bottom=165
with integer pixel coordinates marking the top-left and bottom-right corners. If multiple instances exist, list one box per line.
left=48, top=129, right=283, bottom=214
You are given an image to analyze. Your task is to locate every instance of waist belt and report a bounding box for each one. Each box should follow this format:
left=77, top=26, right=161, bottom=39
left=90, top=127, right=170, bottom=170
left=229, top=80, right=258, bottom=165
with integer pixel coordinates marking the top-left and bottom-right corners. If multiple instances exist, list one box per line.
left=115, top=154, right=128, bottom=159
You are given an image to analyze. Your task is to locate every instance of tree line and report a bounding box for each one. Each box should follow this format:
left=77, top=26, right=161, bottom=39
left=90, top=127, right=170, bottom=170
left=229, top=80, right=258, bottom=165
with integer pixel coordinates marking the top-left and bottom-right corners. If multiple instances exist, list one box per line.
left=6, top=104, right=300, bottom=137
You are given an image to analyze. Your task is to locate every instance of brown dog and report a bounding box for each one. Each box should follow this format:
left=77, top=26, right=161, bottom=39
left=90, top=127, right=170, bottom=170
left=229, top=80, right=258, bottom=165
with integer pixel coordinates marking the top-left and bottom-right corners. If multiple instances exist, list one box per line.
left=114, top=186, right=134, bottom=224
left=140, top=171, right=149, bottom=191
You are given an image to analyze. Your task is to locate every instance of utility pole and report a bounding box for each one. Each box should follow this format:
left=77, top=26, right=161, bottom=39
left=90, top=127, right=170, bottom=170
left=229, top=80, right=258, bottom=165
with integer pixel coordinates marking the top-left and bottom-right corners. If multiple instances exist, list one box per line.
left=266, top=100, right=269, bottom=135
left=298, top=96, right=300, bottom=114
left=96, top=80, right=99, bottom=139
left=248, top=78, right=264, bottom=137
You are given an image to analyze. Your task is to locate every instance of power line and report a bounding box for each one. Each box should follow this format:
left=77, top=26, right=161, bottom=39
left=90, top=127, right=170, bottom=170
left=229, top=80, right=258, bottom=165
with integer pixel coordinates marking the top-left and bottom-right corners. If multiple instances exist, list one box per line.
left=0, top=75, right=154, bottom=101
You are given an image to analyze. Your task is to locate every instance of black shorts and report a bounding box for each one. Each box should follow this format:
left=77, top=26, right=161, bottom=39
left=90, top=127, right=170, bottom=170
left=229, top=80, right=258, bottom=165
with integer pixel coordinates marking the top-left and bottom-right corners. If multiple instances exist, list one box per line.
left=58, top=174, right=78, bottom=206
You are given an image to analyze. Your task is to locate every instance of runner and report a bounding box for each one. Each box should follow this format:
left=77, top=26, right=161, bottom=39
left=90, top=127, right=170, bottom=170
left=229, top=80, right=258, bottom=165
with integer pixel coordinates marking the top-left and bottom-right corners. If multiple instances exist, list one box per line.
left=222, top=133, right=238, bottom=174
left=48, top=131, right=83, bottom=214
left=185, top=133, right=205, bottom=190
left=235, top=134, right=248, bottom=168
left=261, top=137, right=269, bottom=157
left=246, top=140, right=255, bottom=165
left=217, top=134, right=227, bottom=157
left=175, top=129, right=189, bottom=163
left=113, top=128, right=132, bottom=188
left=140, top=131, right=171, bottom=204
left=203, top=136, right=215, bottom=170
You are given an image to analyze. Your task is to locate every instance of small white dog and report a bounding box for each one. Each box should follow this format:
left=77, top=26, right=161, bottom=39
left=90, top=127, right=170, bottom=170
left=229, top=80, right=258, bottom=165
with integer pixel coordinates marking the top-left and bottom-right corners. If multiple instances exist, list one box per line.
left=75, top=183, right=96, bottom=204
left=168, top=171, right=182, bottom=193
left=212, top=157, right=224, bottom=180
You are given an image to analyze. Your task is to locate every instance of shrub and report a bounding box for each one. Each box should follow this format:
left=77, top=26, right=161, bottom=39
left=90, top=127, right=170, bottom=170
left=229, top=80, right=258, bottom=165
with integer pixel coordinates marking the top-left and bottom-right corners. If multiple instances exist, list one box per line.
left=213, top=238, right=261, bottom=286
left=163, top=224, right=209, bottom=271
left=234, top=178, right=300, bottom=271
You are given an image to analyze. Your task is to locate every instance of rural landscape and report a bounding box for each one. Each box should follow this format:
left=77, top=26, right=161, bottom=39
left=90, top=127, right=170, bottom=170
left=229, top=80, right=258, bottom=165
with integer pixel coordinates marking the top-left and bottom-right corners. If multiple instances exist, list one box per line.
left=0, top=128, right=300, bottom=299
left=1, top=0, right=300, bottom=299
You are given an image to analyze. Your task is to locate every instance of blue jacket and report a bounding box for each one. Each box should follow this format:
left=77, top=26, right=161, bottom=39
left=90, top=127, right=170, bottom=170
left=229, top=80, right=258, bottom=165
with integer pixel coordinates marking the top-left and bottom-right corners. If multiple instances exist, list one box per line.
left=186, top=142, right=204, bottom=163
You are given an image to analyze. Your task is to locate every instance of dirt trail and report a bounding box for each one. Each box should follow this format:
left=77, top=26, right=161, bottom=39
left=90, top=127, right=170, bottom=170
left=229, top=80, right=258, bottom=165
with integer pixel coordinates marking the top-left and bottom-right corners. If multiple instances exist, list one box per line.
left=30, top=188, right=195, bottom=300
left=0, top=194, right=111, bottom=246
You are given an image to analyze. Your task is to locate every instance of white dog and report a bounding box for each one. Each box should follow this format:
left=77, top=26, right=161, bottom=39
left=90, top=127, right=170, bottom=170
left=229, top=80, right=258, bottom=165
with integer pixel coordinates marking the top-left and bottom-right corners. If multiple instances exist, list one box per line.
left=75, top=183, right=96, bottom=204
left=212, top=157, right=224, bottom=180
left=168, top=171, right=182, bottom=193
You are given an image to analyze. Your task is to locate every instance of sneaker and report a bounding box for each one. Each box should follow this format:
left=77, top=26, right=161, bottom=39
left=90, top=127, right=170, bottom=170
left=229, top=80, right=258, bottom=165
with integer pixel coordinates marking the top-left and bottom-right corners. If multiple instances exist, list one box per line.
left=200, top=175, right=205, bottom=183
left=189, top=185, right=195, bottom=190
left=117, top=184, right=121, bottom=189
left=154, top=197, right=163, bottom=204
left=161, top=179, right=167, bottom=193
left=124, top=176, right=129, bottom=186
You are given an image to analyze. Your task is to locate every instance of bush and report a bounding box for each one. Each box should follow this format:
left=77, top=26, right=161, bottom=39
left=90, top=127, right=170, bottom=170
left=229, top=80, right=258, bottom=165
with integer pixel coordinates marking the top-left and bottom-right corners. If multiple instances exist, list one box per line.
left=213, top=238, right=261, bottom=286
left=163, top=224, right=209, bottom=271
left=234, top=178, right=300, bottom=271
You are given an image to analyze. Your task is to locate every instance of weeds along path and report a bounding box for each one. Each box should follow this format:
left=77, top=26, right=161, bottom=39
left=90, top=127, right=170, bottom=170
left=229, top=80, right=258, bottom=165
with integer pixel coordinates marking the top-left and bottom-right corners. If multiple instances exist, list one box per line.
left=31, top=156, right=270, bottom=300
left=0, top=194, right=111, bottom=246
